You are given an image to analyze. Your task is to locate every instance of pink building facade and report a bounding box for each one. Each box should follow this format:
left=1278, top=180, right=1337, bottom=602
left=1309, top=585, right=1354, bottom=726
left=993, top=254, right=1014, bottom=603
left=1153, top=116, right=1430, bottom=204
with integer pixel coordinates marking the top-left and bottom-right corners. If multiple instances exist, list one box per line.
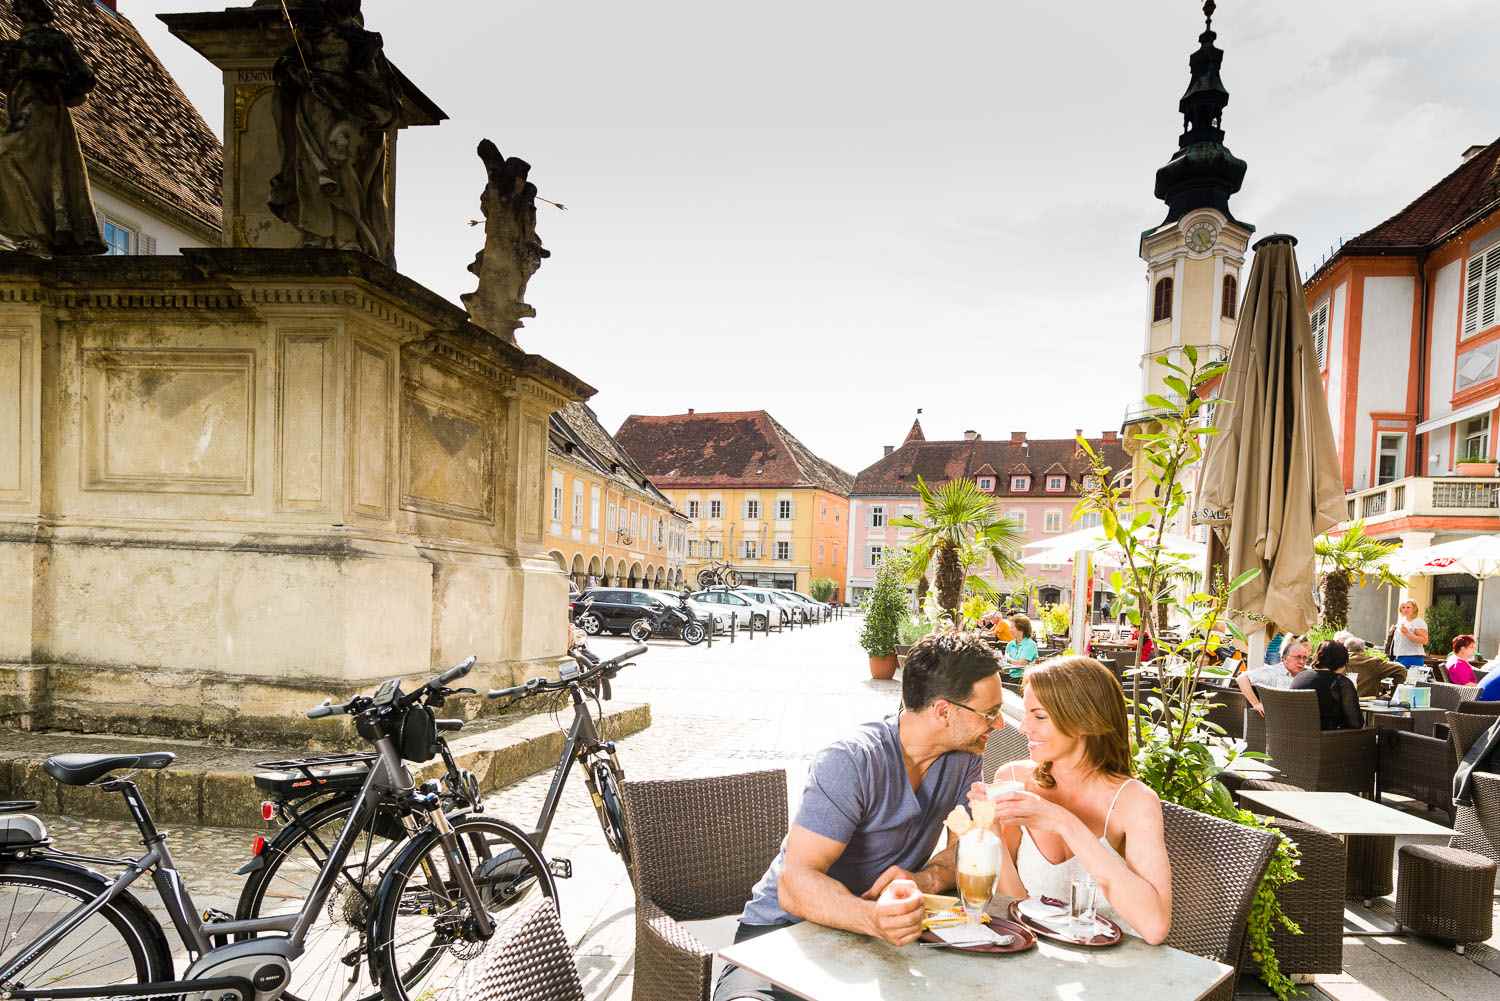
left=845, top=421, right=1130, bottom=608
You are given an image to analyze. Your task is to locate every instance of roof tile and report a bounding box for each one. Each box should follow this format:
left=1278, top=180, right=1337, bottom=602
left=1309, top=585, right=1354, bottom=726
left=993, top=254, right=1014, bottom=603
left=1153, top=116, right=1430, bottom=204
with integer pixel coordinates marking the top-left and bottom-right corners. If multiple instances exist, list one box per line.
left=853, top=434, right=1128, bottom=498
left=614, top=411, right=854, bottom=495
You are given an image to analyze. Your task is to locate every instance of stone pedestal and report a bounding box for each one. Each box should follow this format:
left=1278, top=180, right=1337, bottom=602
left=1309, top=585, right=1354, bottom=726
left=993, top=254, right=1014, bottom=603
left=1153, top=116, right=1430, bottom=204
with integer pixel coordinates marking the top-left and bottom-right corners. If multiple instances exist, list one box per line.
left=0, top=249, right=592, bottom=744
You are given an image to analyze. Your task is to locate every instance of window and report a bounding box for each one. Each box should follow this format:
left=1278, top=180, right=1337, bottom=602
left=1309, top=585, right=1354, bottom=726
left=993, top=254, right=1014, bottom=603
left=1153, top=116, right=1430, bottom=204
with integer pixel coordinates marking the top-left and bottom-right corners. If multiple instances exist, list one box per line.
left=777, top=499, right=793, bottom=520
left=1010, top=476, right=1030, bottom=492
left=1222, top=273, right=1238, bottom=319
left=590, top=487, right=601, bottom=530
left=833, top=544, right=840, bottom=564
left=899, top=504, right=915, bottom=522
left=976, top=477, right=994, bottom=491
left=657, top=518, right=664, bottom=546
left=687, top=500, right=699, bottom=518
left=870, top=505, right=885, bottom=528
left=1152, top=276, right=1173, bottom=322
left=821, top=503, right=828, bottom=519
left=1007, top=509, right=1026, bottom=530
left=1376, top=433, right=1406, bottom=486
left=102, top=220, right=135, bottom=256
left=1044, top=510, right=1064, bottom=533
left=1461, top=414, right=1491, bottom=462
left=709, top=499, right=722, bottom=519
left=1310, top=301, right=1329, bottom=370
left=688, top=539, right=698, bottom=557
left=745, top=498, right=760, bottom=520
left=551, top=473, right=563, bottom=522
left=1463, top=243, right=1500, bottom=338
left=818, top=543, right=825, bottom=560
left=572, top=482, right=583, bottom=525
left=775, top=541, right=791, bottom=561
left=1045, top=475, right=1066, bottom=492
left=867, top=545, right=884, bottom=568
left=1078, top=512, right=1103, bottom=529
left=708, top=539, right=722, bottom=558
left=743, top=540, right=758, bottom=559
left=1456, top=340, right=1500, bottom=392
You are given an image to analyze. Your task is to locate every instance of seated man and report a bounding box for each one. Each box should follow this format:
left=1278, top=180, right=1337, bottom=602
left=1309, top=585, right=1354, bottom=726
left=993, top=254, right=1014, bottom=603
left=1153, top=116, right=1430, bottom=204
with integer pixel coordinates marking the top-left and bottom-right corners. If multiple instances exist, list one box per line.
left=714, top=631, right=1005, bottom=1001
left=1236, top=635, right=1310, bottom=716
left=1335, top=631, right=1406, bottom=699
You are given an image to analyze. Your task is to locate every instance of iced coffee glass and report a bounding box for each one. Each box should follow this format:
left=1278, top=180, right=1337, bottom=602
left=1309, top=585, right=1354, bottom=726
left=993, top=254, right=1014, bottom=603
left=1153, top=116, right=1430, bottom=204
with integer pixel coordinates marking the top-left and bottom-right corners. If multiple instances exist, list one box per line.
left=956, top=827, right=1001, bottom=924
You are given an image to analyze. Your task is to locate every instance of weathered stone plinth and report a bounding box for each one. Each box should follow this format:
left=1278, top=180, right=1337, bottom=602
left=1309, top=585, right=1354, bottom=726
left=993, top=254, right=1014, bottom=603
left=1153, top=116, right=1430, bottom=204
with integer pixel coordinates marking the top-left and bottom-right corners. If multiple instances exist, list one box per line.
left=0, top=249, right=592, bottom=744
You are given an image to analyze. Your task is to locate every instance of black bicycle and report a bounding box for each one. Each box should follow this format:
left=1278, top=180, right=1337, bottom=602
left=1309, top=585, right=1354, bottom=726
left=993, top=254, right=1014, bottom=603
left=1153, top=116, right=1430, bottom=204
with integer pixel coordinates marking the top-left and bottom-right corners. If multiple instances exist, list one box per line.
left=488, top=642, right=646, bottom=882
left=695, top=560, right=741, bottom=589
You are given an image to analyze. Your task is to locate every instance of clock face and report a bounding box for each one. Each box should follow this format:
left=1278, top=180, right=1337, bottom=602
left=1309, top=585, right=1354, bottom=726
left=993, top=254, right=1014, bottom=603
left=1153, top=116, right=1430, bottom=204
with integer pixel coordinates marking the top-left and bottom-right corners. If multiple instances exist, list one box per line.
left=1185, top=221, right=1218, bottom=254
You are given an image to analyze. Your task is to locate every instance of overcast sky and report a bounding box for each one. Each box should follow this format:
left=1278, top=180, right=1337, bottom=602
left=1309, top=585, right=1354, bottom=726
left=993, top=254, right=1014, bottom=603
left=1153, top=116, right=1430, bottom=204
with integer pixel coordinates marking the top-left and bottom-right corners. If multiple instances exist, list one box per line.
left=133, top=0, right=1500, bottom=475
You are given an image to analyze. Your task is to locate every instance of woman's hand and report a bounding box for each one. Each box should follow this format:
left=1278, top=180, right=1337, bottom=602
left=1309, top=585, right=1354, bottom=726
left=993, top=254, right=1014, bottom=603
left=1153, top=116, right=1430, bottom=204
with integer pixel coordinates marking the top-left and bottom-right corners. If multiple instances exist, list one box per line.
left=989, top=788, right=1077, bottom=836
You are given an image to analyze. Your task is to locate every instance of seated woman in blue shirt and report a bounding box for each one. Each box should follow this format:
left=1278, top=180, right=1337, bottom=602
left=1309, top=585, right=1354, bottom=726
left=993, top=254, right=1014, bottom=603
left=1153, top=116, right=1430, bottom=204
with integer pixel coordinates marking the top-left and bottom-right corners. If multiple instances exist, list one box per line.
left=1005, top=614, right=1039, bottom=670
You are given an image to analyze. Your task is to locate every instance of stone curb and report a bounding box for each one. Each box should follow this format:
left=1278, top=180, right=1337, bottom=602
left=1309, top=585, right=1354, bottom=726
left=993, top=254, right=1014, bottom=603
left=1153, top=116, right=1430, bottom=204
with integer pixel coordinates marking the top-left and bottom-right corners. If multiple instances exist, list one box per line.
left=0, top=703, right=651, bottom=830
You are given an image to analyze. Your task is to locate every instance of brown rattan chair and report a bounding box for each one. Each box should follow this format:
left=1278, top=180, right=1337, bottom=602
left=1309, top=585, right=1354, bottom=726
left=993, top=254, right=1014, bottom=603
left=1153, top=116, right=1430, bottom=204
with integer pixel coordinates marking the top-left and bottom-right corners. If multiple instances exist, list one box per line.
left=1260, top=688, right=1377, bottom=797
left=1378, top=728, right=1457, bottom=823
left=1162, top=802, right=1278, bottom=1001
left=1201, top=685, right=1248, bottom=742
left=1456, top=699, right=1500, bottom=716
left=1451, top=771, right=1500, bottom=866
left=1243, top=697, right=1267, bottom=754
left=1426, top=681, right=1479, bottom=711
left=624, top=769, right=788, bottom=1001
left=1448, top=712, right=1499, bottom=762
left=1237, top=818, right=1344, bottom=976
left=469, top=898, right=584, bottom=1001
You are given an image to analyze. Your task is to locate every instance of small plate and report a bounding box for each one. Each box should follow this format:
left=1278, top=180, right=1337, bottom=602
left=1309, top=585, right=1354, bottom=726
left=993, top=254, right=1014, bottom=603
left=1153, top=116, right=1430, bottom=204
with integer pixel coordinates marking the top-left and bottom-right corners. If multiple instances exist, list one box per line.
left=918, top=916, right=1036, bottom=954
left=1008, top=897, right=1123, bottom=947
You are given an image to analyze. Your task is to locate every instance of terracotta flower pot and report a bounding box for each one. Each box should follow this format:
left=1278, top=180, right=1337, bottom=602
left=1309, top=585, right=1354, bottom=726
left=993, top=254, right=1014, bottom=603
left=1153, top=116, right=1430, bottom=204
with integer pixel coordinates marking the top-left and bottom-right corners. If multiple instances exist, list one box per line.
left=1457, top=460, right=1495, bottom=477
left=868, top=654, right=898, bottom=680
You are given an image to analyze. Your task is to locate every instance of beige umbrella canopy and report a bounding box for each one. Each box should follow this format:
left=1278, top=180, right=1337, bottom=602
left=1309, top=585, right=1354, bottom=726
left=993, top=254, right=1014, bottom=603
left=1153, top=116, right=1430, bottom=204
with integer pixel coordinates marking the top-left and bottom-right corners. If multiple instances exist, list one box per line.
left=1195, top=235, right=1347, bottom=634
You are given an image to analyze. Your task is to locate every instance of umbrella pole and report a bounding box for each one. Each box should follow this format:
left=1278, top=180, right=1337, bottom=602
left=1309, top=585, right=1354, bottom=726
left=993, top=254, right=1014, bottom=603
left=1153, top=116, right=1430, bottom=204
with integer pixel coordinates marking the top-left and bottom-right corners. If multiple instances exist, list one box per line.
left=1477, top=576, right=1486, bottom=652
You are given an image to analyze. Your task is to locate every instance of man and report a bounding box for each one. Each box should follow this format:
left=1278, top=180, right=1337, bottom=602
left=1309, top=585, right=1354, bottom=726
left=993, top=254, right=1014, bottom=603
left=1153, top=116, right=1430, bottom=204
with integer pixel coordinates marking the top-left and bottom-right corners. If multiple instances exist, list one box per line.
left=1237, top=634, right=1310, bottom=716
left=1478, top=665, right=1500, bottom=702
left=1335, top=632, right=1407, bottom=699
left=714, top=631, right=1005, bottom=1001
left=1391, top=600, right=1430, bottom=671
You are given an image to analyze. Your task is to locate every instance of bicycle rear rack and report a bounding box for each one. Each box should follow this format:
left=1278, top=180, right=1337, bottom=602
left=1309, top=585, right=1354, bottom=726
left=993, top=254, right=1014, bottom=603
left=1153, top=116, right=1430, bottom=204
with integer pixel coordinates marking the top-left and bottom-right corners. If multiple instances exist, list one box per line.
left=253, top=752, right=379, bottom=783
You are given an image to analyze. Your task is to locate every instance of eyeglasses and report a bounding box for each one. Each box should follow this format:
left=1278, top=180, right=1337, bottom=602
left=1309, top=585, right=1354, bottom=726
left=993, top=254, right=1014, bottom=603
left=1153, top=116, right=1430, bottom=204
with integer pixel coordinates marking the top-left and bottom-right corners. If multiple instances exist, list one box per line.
left=951, top=700, right=1004, bottom=724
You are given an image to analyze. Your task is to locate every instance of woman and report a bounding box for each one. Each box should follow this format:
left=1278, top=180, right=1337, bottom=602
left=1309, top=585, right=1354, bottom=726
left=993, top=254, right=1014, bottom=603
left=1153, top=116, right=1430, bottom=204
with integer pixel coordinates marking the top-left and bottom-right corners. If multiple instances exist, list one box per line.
left=971, top=657, right=1172, bottom=944
left=1004, top=614, right=1039, bottom=670
left=1448, top=634, right=1478, bottom=686
left=1289, top=639, right=1362, bottom=730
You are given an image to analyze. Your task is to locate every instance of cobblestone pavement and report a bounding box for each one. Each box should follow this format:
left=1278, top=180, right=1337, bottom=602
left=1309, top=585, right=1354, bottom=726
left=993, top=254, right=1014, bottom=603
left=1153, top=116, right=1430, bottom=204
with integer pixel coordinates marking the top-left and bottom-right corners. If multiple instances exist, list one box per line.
left=34, top=618, right=1500, bottom=1001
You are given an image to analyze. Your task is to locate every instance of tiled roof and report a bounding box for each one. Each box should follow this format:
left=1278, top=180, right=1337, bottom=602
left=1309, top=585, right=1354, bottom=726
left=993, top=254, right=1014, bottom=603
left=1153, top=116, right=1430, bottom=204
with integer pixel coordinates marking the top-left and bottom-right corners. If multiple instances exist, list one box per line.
left=614, top=410, right=854, bottom=495
left=852, top=434, right=1128, bottom=498
left=902, top=418, right=926, bottom=444
left=0, top=1, right=223, bottom=235
left=1309, top=138, right=1500, bottom=282
left=550, top=402, right=674, bottom=509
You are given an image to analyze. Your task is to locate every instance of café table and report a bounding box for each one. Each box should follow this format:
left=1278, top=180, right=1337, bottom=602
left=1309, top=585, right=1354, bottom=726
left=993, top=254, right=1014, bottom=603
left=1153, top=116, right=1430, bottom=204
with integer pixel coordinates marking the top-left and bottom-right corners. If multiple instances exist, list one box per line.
left=1359, top=699, right=1415, bottom=731
left=1236, top=789, right=1453, bottom=935
left=718, top=898, right=1234, bottom=1001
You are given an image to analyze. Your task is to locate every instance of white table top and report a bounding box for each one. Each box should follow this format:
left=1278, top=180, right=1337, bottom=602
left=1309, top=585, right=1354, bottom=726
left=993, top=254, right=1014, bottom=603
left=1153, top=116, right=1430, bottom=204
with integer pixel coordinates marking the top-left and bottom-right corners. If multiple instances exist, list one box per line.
left=718, top=903, right=1234, bottom=1001
left=1237, top=790, right=1454, bottom=839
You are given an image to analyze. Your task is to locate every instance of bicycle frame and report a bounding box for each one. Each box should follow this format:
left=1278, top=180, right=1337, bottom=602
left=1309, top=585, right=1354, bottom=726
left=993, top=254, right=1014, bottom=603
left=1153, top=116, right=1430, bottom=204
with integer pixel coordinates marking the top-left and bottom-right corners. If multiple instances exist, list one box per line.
left=0, top=735, right=418, bottom=984
left=526, top=682, right=619, bottom=848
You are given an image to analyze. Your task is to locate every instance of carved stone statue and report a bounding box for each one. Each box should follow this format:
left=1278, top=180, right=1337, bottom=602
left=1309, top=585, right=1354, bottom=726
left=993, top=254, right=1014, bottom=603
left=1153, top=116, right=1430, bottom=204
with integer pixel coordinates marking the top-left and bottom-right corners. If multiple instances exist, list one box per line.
left=268, top=0, right=404, bottom=265
left=462, top=139, right=550, bottom=343
left=0, top=0, right=105, bottom=256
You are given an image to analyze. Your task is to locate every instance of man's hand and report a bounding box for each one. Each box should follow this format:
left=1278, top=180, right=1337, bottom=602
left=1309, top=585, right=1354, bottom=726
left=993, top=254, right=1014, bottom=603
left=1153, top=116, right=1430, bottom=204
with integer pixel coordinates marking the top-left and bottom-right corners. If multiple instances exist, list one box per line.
left=862, top=865, right=922, bottom=899
left=1252, top=701, right=1265, bottom=716
left=866, top=877, right=924, bottom=947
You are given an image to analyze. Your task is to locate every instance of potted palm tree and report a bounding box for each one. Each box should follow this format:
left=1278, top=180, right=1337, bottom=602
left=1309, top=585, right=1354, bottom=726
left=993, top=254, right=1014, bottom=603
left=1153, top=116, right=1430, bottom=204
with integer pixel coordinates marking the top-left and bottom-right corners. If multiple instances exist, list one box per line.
left=859, top=561, right=908, bottom=679
left=1314, top=520, right=1406, bottom=629
left=892, top=476, right=1025, bottom=622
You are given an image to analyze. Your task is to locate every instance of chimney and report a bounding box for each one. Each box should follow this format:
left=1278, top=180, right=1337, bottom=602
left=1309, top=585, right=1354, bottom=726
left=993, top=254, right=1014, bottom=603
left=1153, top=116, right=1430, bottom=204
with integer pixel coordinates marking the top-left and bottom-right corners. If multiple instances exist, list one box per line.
left=1102, top=430, right=1119, bottom=444
left=883, top=445, right=894, bottom=456
left=1074, top=428, right=1083, bottom=439
left=95, top=0, right=118, bottom=9
left=963, top=430, right=980, bottom=441
left=1010, top=431, right=1026, bottom=444
left=687, top=408, right=694, bottom=415
left=1462, top=144, right=1489, bottom=163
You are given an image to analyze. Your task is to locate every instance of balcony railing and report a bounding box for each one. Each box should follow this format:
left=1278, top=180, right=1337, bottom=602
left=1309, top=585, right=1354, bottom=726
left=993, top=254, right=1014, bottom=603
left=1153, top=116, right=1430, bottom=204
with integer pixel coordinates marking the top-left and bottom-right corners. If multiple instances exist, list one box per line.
left=1339, top=475, right=1500, bottom=530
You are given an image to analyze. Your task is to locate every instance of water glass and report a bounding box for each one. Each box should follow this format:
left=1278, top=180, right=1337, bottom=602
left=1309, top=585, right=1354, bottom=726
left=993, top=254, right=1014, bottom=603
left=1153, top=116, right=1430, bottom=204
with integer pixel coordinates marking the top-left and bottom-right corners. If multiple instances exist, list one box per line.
left=1068, top=878, right=1098, bottom=937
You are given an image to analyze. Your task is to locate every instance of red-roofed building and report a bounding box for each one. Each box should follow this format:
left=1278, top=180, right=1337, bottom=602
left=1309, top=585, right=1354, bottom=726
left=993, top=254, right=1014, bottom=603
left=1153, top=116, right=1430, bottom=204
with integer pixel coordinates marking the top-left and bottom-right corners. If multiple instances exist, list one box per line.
left=1307, top=139, right=1500, bottom=638
left=615, top=411, right=853, bottom=597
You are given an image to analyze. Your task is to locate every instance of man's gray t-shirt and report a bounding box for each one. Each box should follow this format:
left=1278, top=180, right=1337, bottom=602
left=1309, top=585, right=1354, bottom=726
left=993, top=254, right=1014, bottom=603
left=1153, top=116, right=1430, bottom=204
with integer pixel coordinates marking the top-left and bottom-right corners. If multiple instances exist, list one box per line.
left=740, top=716, right=981, bottom=926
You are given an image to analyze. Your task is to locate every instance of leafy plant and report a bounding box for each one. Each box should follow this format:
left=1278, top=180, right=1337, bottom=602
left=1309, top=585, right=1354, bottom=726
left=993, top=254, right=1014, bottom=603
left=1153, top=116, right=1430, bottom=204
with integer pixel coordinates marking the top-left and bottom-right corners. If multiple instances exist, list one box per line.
left=858, top=560, right=909, bottom=658
left=809, top=577, right=837, bottom=602
left=1313, top=522, right=1404, bottom=630
left=1076, top=345, right=1302, bottom=1000
left=897, top=615, right=932, bottom=647
left=1425, top=600, right=1471, bottom=656
left=892, top=476, right=1026, bottom=621
left=959, top=593, right=998, bottom=629
left=1039, top=602, right=1071, bottom=640
left=1458, top=442, right=1493, bottom=464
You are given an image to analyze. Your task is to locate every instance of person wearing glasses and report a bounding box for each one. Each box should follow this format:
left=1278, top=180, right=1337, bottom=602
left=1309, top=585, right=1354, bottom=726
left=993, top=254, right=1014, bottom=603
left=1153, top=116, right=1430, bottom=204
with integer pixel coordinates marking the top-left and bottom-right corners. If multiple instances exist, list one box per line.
left=716, top=632, right=1006, bottom=1001
left=1236, top=634, right=1311, bottom=716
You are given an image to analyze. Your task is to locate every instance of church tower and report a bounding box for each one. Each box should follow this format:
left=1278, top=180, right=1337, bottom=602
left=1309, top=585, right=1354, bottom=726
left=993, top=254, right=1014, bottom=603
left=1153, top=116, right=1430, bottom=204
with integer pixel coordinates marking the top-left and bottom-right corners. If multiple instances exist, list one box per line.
left=1126, top=1, right=1253, bottom=427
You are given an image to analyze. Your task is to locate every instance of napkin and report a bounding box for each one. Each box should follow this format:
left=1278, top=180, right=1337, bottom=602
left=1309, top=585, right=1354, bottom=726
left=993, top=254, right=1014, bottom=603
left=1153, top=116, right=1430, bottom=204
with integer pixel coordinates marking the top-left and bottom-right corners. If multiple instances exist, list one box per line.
left=932, top=922, right=1006, bottom=946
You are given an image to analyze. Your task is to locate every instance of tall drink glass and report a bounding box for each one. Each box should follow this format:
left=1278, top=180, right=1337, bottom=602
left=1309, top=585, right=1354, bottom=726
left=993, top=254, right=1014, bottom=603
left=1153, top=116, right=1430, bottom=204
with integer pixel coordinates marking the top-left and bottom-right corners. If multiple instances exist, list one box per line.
left=956, top=828, right=1001, bottom=925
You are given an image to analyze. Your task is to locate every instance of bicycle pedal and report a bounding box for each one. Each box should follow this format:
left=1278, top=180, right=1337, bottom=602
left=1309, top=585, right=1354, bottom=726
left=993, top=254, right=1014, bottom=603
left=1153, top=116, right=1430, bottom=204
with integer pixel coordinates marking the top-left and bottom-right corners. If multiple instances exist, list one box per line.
left=201, top=907, right=233, bottom=923
left=548, top=857, right=573, bottom=879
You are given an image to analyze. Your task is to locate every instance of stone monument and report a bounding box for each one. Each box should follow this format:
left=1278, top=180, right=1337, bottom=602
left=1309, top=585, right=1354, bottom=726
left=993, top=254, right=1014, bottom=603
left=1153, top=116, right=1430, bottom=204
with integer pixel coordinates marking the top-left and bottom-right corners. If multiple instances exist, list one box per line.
left=462, top=140, right=551, bottom=344
left=0, top=1, right=592, bottom=744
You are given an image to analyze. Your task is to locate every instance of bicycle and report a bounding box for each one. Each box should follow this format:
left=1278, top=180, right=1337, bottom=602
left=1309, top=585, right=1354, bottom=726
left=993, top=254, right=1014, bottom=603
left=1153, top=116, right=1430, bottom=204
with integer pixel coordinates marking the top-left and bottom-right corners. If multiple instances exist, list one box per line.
left=0, top=657, right=554, bottom=1001
left=695, top=560, right=740, bottom=589
left=487, top=641, right=647, bottom=883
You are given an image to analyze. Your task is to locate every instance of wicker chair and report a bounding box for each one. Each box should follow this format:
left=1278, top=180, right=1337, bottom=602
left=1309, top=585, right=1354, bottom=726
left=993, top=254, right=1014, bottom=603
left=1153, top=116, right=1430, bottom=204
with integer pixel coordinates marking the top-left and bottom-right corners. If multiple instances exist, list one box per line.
left=1237, top=818, right=1344, bottom=976
left=1378, top=728, right=1457, bottom=822
left=625, top=769, right=788, bottom=1001
left=1243, top=698, right=1267, bottom=754
left=1427, top=682, right=1480, bottom=711
left=1260, top=688, right=1377, bottom=797
left=1457, top=699, right=1500, bottom=716
left=1201, top=686, right=1248, bottom=742
left=1451, top=771, right=1500, bottom=866
left=1449, top=712, right=1499, bottom=762
left=468, top=898, right=584, bottom=1001
left=1162, top=803, right=1278, bottom=1001
left=981, top=722, right=1031, bottom=780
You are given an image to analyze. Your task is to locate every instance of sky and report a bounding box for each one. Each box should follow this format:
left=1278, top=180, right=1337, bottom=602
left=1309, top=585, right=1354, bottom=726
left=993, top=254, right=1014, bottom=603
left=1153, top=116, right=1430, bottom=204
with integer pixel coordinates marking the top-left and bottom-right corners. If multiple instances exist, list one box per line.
left=131, top=0, right=1500, bottom=476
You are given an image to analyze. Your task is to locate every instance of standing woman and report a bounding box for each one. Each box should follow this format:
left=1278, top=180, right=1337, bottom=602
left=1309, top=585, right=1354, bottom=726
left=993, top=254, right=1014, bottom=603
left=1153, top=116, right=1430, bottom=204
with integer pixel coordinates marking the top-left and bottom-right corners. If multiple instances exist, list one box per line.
left=1290, top=640, right=1362, bottom=730
left=972, top=657, right=1172, bottom=944
left=1391, top=601, right=1430, bottom=673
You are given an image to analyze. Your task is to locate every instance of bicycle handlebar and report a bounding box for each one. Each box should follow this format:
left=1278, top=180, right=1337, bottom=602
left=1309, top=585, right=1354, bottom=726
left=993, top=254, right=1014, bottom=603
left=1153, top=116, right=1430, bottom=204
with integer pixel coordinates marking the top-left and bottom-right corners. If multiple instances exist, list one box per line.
left=304, top=656, right=479, bottom=720
left=487, top=644, right=646, bottom=701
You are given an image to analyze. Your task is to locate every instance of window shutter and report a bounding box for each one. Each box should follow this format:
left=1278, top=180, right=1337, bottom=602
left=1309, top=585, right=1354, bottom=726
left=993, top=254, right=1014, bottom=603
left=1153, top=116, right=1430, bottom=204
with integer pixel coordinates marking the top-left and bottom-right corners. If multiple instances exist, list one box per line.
left=141, top=235, right=157, bottom=255
left=1310, top=303, right=1329, bottom=369
left=1482, top=247, right=1500, bottom=333
left=1466, top=257, right=1485, bottom=336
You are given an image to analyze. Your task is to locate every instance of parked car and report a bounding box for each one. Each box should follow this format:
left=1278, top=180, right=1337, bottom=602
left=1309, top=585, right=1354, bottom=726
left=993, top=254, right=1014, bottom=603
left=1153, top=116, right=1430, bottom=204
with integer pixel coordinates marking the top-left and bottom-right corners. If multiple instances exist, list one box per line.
left=572, top=588, right=664, bottom=636
left=738, top=587, right=797, bottom=625
left=691, top=588, right=769, bottom=630
left=774, top=589, right=827, bottom=621
left=645, top=589, right=733, bottom=632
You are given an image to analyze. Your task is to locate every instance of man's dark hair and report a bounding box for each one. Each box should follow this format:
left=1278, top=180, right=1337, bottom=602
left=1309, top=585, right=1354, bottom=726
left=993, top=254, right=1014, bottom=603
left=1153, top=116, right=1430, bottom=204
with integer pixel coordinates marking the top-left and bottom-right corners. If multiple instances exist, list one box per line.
left=902, top=631, right=1001, bottom=711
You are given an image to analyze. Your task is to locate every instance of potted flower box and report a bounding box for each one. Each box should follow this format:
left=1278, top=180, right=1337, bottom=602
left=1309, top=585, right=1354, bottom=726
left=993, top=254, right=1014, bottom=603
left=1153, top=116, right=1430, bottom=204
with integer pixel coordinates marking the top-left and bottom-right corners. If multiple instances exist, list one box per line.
left=1456, top=446, right=1496, bottom=477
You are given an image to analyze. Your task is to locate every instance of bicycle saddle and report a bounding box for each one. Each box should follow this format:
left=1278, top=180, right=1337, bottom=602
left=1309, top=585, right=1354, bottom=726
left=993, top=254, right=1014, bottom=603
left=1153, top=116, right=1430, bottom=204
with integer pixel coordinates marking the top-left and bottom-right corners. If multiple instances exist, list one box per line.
left=43, top=752, right=175, bottom=786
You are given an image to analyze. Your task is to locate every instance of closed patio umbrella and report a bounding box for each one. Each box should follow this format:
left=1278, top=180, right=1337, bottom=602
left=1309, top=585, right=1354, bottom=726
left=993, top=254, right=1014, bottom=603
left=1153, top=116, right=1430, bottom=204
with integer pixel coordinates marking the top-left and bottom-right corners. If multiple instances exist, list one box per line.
left=1196, top=235, right=1347, bottom=634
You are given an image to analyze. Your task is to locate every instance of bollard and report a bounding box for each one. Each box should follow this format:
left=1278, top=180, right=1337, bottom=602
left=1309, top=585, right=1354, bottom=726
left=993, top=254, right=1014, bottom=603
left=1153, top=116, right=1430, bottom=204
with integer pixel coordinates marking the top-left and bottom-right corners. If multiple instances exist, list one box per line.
left=730, top=611, right=736, bottom=643
left=705, top=616, right=713, bottom=648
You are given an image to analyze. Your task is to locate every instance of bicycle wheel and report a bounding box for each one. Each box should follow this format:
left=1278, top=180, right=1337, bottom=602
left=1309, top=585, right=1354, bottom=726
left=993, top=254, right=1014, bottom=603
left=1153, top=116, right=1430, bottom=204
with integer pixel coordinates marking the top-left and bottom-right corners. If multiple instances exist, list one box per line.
left=723, top=568, right=740, bottom=587
left=235, top=797, right=407, bottom=1001
left=696, top=567, right=717, bottom=589
left=0, top=861, right=171, bottom=994
left=589, top=759, right=632, bottom=876
left=368, top=816, right=555, bottom=1001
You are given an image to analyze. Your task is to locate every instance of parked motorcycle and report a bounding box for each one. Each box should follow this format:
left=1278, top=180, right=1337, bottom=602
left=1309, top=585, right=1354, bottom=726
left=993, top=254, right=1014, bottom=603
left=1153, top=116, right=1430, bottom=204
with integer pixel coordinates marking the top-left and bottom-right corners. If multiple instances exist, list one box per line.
left=630, top=599, right=706, bottom=645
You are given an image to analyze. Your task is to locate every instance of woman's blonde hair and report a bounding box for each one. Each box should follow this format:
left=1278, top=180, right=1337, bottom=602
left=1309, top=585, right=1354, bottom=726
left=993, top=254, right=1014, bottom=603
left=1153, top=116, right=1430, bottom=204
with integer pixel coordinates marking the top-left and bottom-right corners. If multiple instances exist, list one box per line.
left=1023, top=656, right=1133, bottom=788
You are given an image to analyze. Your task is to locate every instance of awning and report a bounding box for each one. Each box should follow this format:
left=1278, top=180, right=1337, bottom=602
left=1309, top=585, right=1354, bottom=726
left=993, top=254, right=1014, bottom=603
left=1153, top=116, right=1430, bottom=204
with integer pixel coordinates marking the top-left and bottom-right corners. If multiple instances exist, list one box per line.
left=1415, top=395, right=1500, bottom=435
